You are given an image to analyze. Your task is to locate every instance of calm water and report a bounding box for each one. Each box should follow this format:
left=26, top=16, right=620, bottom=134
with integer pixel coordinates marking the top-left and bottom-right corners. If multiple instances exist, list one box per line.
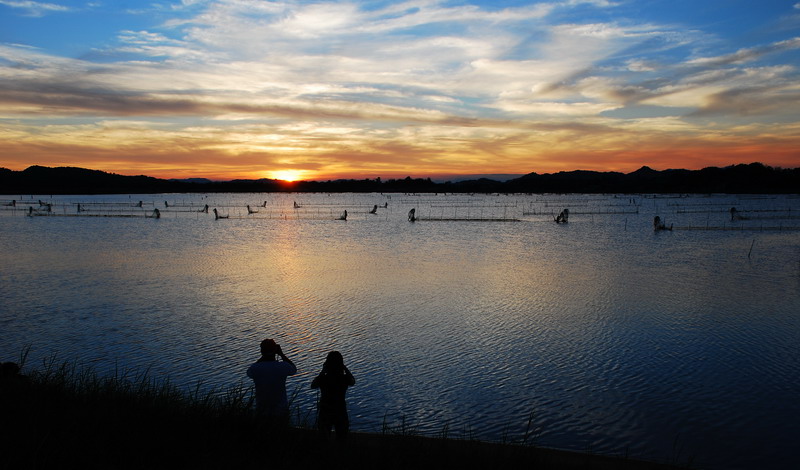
left=1, top=193, right=799, bottom=469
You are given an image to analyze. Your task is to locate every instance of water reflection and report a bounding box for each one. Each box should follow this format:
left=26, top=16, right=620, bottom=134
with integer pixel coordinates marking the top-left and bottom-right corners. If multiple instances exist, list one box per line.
left=1, top=193, right=799, bottom=470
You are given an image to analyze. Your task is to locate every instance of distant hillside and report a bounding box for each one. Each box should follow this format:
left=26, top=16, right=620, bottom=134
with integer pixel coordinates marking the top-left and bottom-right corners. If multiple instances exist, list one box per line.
left=1, top=163, right=798, bottom=194
left=503, top=163, right=800, bottom=194
left=433, top=173, right=524, bottom=183
left=0, top=166, right=286, bottom=195
left=0, top=166, right=186, bottom=195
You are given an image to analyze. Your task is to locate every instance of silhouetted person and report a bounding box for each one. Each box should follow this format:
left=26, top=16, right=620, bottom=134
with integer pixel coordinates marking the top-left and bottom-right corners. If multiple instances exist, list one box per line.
left=408, top=208, right=416, bottom=222
left=311, top=351, right=355, bottom=441
left=247, top=339, right=297, bottom=419
left=555, top=208, right=569, bottom=223
left=369, top=205, right=377, bottom=214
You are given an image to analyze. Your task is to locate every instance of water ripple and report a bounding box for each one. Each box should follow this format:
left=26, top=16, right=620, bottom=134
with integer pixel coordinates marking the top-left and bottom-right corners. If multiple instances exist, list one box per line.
left=1, top=193, right=799, bottom=470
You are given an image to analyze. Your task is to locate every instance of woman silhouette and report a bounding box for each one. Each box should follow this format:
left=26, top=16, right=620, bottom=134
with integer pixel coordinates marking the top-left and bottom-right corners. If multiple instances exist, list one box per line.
left=311, top=351, right=355, bottom=441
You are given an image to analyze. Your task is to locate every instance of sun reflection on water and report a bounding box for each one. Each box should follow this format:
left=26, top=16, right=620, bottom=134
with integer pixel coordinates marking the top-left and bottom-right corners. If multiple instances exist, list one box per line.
left=1, top=193, right=799, bottom=470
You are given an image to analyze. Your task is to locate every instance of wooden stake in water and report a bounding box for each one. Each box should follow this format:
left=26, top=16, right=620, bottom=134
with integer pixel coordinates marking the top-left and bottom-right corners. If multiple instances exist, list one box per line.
left=748, top=239, right=755, bottom=258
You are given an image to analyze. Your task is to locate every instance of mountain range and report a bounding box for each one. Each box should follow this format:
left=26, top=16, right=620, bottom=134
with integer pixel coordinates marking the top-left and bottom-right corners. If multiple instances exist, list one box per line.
left=1, top=163, right=798, bottom=195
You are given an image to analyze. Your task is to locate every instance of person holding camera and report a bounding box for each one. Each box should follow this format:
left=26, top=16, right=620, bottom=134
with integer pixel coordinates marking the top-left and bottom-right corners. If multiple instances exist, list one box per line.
left=247, top=338, right=297, bottom=419
left=311, top=351, right=355, bottom=441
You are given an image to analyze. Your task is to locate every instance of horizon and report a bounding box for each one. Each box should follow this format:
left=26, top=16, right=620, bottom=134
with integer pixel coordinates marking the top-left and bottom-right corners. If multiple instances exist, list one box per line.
left=2, top=1, right=799, bottom=180
left=6, top=161, right=795, bottom=185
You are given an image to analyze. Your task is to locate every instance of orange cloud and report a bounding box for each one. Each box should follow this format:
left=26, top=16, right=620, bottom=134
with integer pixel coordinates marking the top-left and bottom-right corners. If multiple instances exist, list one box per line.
left=2, top=129, right=797, bottom=181
left=1, top=3, right=799, bottom=180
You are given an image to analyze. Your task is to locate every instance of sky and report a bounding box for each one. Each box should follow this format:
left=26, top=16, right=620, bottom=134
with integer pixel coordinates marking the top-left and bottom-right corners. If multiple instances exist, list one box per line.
left=1, top=0, right=799, bottom=181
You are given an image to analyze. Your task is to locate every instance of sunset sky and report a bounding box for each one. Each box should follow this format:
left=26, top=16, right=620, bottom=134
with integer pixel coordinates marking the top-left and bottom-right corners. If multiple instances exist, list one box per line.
left=1, top=0, right=799, bottom=181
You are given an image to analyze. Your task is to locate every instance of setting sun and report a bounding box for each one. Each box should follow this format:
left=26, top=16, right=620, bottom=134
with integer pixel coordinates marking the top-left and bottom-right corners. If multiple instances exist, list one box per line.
left=268, top=170, right=306, bottom=182
left=1, top=1, right=798, bottom=180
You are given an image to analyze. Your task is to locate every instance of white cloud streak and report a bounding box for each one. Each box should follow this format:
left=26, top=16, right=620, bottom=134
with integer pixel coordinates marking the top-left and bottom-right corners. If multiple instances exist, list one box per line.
left=1, top=0, right=799, bottom=176
left=0, top=0, right=69, bottom=16
left=2, top=2, right=797, bottom=122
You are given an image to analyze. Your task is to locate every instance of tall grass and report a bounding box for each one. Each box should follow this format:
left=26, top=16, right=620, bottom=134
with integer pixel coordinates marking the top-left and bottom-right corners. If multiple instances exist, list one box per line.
left=1, top=353, right=312, bottom=469
left=1, top=352, right=686, bottom=469
left=27, top=353, right=255, bottom=422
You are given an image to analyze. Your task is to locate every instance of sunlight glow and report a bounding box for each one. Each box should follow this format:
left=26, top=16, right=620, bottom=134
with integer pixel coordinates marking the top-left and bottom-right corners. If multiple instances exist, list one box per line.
left=1, top=1, right=798, bottom=177
left=268, top=170, right=307, bottom=182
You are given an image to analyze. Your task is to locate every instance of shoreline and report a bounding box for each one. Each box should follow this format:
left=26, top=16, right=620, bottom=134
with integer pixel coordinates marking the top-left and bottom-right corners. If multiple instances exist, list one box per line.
left=1, top=360, right=687, bottom=469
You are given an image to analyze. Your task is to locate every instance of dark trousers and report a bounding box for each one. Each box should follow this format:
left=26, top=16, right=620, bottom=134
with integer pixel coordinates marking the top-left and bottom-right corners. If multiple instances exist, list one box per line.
left=318, top=402, right=349, bottom=440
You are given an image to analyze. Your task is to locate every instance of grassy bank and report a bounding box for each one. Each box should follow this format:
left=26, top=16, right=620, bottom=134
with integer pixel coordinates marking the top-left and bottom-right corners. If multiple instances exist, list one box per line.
left=1, top=357, right=686, bottom=469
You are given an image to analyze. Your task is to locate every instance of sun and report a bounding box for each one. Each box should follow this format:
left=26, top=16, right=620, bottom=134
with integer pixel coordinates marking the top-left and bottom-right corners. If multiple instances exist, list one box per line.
left=268, top=170, right=306, bottom=182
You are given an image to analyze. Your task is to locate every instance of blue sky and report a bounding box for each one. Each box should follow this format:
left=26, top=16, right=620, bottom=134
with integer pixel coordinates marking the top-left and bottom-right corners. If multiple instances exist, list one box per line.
left=1, top=1, right=798, bottom=180
left=3, top=1, right=792, bottom=56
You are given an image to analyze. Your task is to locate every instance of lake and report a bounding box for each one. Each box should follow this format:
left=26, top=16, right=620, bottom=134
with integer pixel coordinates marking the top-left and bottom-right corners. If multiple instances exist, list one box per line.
left=1, top=192, right=798, bottom=469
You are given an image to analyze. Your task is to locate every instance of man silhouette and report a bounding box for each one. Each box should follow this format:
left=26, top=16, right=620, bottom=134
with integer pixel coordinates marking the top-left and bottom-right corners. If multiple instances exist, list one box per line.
left=247, top=339, right=297, bottom=418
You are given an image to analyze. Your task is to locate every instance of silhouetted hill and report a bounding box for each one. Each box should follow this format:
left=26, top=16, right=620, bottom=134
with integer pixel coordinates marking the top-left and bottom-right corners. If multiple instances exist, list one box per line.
left=504, top=163, right=799, bottom=194
left=171, top=178, right=213, bottom=184
left=0, top=166, right=284, bottom=195
left=1, top=163, right=797, bottom=194
left=1, top=166, right=186, bottom=195
left=433, top=173, right=524, bottom=183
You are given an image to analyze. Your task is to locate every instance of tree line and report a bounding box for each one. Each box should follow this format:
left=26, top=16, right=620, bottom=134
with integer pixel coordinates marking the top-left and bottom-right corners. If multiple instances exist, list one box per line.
left=1, top=163, right=798, bottom=195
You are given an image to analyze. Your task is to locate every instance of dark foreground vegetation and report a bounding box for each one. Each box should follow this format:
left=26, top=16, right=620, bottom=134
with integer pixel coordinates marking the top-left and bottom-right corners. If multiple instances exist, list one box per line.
left=1, top=162, right=798, bottom=195
left=1, top=358, right=686, bottom=470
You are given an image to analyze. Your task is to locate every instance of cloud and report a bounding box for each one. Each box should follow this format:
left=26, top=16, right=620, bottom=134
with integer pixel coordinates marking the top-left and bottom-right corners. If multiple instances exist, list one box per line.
left=1, top=0, right=799, bottom=178
left=0, top=0, right=69, bottom=16
left=4, top=113, right=797, bottom=180
left=687, top=69, right=800, bottom=117
left=2, top=5, right=797, bottom=123
left=687, top=37, right=800, bottom=67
